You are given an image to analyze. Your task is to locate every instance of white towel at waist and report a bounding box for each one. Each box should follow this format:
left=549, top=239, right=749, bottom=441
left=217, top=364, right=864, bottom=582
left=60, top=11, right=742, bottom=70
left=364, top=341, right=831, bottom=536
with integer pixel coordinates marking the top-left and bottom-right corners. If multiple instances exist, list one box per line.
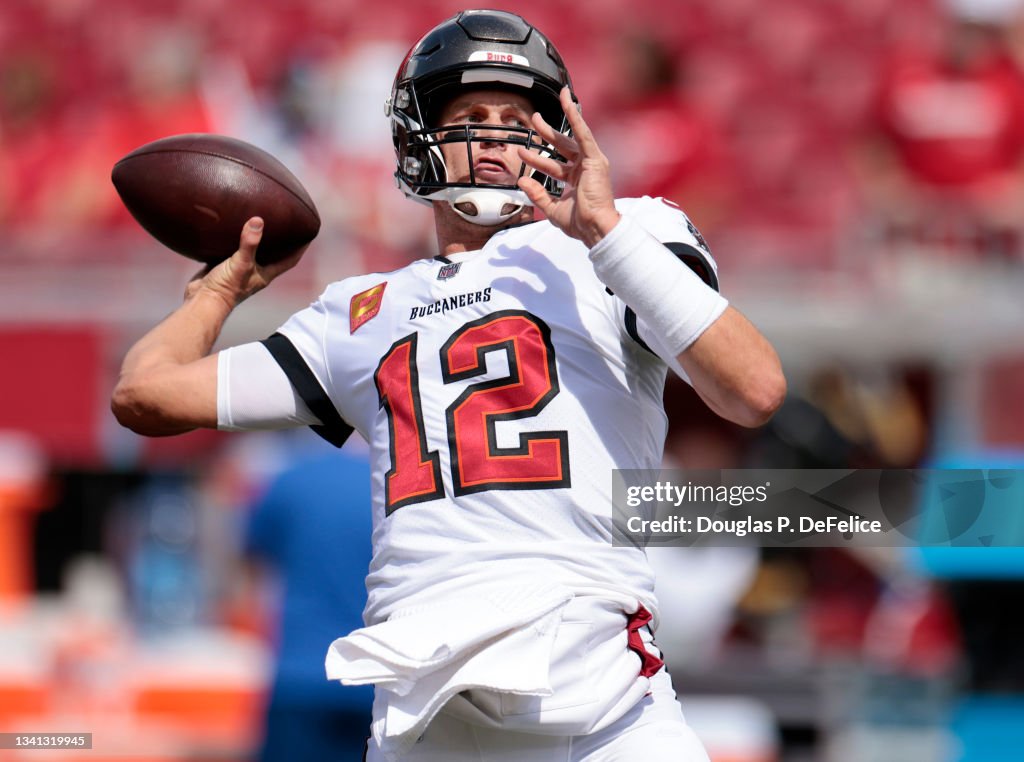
left=327, top=582, right=657, bottom=761
left=325, top=579, right=575, bottom=761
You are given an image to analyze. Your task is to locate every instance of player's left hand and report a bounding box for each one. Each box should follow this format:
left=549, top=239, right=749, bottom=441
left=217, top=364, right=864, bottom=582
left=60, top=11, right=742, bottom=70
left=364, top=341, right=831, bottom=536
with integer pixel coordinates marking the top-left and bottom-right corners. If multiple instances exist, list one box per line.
left=516, top=87, right=621, bottom=247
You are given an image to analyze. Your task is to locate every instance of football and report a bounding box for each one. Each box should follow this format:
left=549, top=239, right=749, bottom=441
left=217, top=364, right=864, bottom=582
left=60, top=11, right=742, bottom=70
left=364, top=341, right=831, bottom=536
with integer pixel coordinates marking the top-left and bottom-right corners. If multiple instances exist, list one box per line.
left=111, top=133, right=321, bottom=265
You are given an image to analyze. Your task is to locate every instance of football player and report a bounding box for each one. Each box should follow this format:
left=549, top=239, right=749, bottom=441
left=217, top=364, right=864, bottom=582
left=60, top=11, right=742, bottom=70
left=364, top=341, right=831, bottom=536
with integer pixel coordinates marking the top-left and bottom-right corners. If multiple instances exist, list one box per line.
left=112, top=10, right=786, bottom=761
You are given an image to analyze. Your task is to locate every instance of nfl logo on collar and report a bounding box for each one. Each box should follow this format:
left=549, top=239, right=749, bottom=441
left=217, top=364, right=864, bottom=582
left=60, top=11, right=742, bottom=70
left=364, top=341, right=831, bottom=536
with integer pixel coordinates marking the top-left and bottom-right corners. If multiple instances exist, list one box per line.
left=437, top=262, right=461, bottom=281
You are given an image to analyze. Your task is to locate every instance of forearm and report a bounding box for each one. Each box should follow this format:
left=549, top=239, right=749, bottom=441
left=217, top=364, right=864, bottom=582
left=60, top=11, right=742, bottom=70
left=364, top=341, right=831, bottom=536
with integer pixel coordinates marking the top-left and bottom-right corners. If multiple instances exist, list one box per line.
left=123, top=286, right=234, bottom=372
left=123, top=288, right=233, bottom=374
left=677, top=306, right=786, bottom=428
left=112, top=288, right=232, bottom=435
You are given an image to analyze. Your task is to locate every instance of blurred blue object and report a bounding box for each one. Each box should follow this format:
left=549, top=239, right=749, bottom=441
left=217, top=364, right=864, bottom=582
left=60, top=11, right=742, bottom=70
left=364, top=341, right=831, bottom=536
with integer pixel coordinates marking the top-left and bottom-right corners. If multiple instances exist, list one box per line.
left=913, top=451, right=1024, bottom=759
left=245, top=444, right=374, bottom=761
left=948, top=696, right=1024, bottom=762
left=126, top=473, right=205, bottom=636
left=914, top=450, right=1024, bottom=579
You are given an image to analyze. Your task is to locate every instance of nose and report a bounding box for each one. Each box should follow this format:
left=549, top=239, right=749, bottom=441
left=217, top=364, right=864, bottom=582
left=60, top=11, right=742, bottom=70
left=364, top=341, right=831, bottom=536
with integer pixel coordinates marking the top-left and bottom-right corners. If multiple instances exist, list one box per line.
left=475, top=124, right=508, bottom=149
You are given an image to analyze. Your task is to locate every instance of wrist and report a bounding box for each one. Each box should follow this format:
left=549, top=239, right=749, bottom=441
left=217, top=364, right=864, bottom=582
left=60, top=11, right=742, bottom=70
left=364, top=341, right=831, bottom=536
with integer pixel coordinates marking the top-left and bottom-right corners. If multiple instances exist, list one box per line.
left=186, top=282, right=243, bottom=315
left=582, top=209, right=623, bottom=248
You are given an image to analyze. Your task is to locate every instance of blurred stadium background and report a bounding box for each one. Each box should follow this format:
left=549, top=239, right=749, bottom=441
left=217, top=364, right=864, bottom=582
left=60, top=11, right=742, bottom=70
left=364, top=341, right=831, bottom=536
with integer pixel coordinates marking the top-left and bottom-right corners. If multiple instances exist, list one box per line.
left=2, top=0, right=1024, bottom=759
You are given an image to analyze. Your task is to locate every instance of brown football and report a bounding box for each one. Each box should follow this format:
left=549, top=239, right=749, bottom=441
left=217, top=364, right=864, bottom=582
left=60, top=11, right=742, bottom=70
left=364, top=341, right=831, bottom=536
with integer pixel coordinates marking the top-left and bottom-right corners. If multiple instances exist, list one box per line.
left=111, top=133, right=321, bottom=265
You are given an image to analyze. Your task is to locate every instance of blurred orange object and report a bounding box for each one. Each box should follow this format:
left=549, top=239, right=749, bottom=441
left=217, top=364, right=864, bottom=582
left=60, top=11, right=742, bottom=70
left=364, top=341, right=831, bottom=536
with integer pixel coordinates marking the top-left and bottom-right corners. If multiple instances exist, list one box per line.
left=0, top=431, right=49, bottom=600
left=127, top=632, right=270, bottom=751
left=133, top=684, right=264, bottom=742
left=0, top=679, right=50, bottom=723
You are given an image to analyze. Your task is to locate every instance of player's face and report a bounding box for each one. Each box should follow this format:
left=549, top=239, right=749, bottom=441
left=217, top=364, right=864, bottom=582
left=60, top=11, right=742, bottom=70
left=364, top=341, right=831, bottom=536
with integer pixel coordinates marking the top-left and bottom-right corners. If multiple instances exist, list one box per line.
left=436, top=90, right=536, bottom=186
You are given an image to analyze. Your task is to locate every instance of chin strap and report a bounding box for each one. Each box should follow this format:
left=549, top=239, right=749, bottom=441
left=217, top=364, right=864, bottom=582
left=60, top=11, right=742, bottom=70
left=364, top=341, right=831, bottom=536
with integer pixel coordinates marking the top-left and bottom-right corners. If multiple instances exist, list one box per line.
left=444, top=189, right=533, bottom=226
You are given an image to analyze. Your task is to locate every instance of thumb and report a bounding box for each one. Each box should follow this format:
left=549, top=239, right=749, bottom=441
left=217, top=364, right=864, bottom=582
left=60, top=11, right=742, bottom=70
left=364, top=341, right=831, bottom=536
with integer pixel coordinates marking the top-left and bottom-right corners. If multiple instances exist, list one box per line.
left=236, top=217, right=264, bottom=265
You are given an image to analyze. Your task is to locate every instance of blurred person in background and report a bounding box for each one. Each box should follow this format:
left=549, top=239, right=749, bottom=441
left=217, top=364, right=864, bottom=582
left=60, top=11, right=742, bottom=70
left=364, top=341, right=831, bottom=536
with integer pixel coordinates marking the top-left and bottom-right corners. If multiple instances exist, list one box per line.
left=3, top=15, right=211, bottom=236
left=856, top=0, right=1024, bottom=261
left=598, top=28, right=733, bottom=236
left=111, top=9, right=785, bottom=761
left=241, top=440, right=373, bottom=761
left=0, top=49, right=60, bottom=231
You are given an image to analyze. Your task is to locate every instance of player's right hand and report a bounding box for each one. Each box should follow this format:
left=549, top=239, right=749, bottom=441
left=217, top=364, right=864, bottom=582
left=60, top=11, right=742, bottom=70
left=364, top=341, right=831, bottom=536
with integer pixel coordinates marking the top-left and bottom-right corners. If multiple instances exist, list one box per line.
left=184, top=217, right=307, bottom=307
left=516, top=87, right=621, bottom=248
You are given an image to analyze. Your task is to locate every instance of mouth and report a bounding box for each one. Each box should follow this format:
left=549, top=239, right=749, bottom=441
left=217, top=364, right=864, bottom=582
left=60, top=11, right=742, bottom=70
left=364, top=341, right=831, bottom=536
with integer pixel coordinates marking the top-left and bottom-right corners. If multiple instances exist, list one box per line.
left=473, top=156, right=512, bottom=182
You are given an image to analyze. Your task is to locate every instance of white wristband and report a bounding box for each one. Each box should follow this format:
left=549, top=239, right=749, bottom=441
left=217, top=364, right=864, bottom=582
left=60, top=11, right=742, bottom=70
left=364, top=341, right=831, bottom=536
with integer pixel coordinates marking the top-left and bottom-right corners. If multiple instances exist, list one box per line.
left=589, top=215, right=729, bottom=356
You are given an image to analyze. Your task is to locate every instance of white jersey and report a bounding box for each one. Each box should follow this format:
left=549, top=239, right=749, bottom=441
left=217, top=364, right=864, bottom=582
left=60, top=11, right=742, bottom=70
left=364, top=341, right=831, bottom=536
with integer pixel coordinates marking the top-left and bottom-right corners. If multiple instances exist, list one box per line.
left=247, top=196, right=719, bottom=626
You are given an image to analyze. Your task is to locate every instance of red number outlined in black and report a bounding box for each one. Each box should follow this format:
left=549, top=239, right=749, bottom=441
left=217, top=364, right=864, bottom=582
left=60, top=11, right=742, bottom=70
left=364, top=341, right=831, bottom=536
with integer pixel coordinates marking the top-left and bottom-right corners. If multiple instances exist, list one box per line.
left=441, top=310, right=570, bottom=496
left=374, top=333, right=444, bottom=514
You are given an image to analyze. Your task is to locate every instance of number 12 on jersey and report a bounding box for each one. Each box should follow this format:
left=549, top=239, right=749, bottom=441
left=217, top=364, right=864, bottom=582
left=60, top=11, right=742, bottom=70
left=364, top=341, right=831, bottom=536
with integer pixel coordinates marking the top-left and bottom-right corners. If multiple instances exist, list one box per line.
left=373, top=310, right=571, bottom=513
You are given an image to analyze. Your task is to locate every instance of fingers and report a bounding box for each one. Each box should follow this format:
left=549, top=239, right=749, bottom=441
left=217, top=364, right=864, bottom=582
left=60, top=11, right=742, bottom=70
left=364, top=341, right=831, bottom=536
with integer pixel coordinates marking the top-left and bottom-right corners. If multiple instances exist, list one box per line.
left=517, top=175, right=555, bottom=215
left=528, top=87, right=600, bottom=165
left=530, top=111, right=578, bottom=157
left=557, top=86, right=598, bottom=154
left=517, top=146, right=567, bottom=181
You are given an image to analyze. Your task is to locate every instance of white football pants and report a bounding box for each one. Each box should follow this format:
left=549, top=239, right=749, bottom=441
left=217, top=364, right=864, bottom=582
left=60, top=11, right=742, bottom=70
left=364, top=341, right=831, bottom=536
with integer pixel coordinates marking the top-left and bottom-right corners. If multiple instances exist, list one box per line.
left=364, top=669, right=711, bottom=762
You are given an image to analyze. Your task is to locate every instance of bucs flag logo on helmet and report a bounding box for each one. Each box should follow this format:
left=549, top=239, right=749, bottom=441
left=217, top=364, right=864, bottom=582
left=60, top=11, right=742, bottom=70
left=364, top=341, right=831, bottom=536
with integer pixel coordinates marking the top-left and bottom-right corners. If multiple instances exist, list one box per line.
left=350, top=282, right=387, bottom=333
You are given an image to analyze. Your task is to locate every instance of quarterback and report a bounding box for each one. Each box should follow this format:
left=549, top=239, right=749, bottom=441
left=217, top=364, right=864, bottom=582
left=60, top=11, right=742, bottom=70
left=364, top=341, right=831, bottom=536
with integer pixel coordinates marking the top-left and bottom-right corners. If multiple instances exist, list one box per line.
left=112, top=10, right=785, bottom=761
